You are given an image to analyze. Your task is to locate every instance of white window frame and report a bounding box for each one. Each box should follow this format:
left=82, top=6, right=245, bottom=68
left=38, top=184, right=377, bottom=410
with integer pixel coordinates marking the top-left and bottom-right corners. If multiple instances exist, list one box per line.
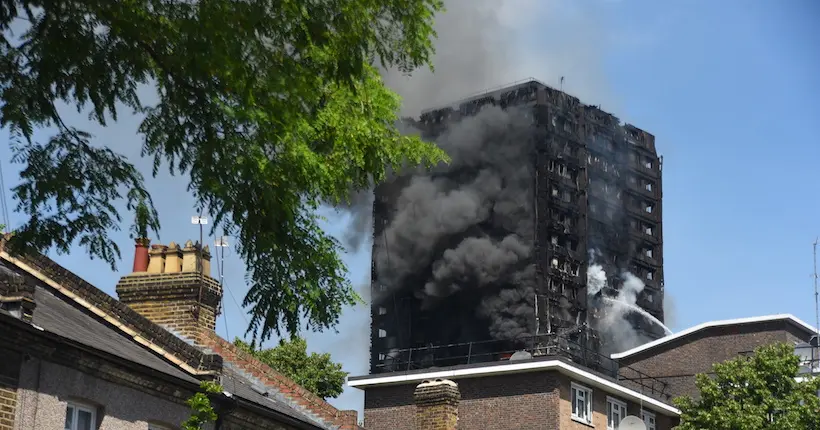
left=606, top=397, right=627, bottom=430
left=641, top=411, right=657, bottom=430
left=65, top=402, right=96, bottom=430
left=571, top=382, right=592, bottom=424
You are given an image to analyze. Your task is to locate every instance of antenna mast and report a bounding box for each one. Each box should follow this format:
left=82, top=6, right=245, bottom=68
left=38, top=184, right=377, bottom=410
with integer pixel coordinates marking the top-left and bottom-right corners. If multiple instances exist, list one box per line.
left=215, top=234, right=229, bottom=340
left=191, top=213, right=208, bottom=319
left=814, top=238, right=819, bottom=340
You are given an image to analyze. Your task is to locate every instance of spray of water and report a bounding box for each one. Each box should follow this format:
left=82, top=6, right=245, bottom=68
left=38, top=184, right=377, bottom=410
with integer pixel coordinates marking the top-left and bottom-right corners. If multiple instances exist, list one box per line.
left=601, top=297, right=672, bottom=335
left=587, top=262, right=672, bottom=353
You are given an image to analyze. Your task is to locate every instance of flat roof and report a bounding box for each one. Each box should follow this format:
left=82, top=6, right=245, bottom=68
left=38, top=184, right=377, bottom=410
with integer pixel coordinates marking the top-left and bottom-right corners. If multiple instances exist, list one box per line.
left=347, top=356, right=680, bottom=416
left=611, top=314, right=818, bottom=360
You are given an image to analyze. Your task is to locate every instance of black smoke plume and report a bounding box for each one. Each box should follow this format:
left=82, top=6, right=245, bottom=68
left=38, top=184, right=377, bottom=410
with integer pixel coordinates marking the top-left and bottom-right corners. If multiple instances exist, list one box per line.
left=373, top=106, right=537, bottom=341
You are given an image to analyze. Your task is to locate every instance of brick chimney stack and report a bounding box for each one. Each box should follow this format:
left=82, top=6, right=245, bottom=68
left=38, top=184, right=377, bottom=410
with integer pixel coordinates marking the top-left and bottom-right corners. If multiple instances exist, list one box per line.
left=116, top=239, right=221, bottom=343
left=414, top=379, right=460, bottom=430
left=0, top=263, right=36, bottom=323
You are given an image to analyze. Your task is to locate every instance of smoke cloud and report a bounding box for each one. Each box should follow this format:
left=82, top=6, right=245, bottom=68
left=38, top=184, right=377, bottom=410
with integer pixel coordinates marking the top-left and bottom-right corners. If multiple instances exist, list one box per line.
left=338, top=0, right=617, bottom=251
left=334, top=0, right=635, bottom=347
left=587, top=262, right=672, bottom=355
left=373, top=106, right=536, bottom=340
left=382, top=0, right=616, bottom=116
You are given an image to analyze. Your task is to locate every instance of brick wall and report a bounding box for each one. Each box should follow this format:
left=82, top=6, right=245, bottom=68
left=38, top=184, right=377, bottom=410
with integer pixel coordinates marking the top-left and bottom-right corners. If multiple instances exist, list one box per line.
left=363, top=371, right=678, bottom=430
left=15, top=359, right=191, bottom=430
left=116, top=272, right=222, bottom=344
left=125, top=299, right=216, bottom=341
left=365, top=372, right=562, bottom=430
left=0, top=349, right=21, bottom=430
left=556, top=374, right=678, bottom=430
left=414, top=380, right=459, bottom=430
left=617, top=321, right=809, bottom=399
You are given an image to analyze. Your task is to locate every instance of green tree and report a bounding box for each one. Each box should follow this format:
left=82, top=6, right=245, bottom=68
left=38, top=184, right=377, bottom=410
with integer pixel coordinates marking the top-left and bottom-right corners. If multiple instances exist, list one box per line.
left=181, top=380, right=223, bottom=430
left=675, top=343, right=820, bottom=430
left=1, top=0, right=448, bottom=342
left=234, top=337, right=347, bottom=399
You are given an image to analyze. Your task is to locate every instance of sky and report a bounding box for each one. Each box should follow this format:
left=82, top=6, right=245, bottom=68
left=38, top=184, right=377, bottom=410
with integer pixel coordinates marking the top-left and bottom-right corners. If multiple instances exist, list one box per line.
left=1, top=0, right=820, bottom=419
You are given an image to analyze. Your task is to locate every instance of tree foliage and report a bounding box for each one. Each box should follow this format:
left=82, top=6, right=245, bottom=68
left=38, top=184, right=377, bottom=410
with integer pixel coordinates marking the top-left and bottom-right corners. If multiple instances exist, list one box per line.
left=234, top=336, right=347, bottom=399
left=675, top=342, right=820, bottom=430
left=181, top=380, right=223, bottom=430
left=1, top=0, right=448, bottom=342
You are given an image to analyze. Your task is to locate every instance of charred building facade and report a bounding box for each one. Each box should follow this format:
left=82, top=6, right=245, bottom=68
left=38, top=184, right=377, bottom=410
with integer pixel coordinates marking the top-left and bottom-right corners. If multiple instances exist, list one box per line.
left=370, top=80, right=664, bottom=374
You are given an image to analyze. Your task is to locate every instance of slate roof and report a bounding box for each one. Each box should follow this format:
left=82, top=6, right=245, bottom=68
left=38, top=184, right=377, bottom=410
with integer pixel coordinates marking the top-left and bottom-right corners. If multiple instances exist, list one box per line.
left=0, top=259, right=329, bottom=429
left=221, top=364, right=332, bottom=429
left=31, top=283, right=199, bottom=384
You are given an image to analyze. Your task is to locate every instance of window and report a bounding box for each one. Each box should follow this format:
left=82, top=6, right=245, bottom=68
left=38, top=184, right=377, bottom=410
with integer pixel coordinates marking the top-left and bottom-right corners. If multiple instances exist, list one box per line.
left=551, top=258, right=559, bottom=268
left=378, top=306, right=387, bottom=315
left=645, top=181, right=653, bottom=192
left=644, top=225, right=653, bottom=236
left=645, top=203, right=653, bottom=213
left=641, top=411, right=656, bottom=430
left=64, top=402, right=96, bottom=430
left=646, top=270, right=654, bottom=281
left=571, top=383, right=592, bottom=424
left=378, top=329, right=387, bottom=338
left=607, top=397, right=627, bottom=430
left=645, top=247, right=653, bottom=258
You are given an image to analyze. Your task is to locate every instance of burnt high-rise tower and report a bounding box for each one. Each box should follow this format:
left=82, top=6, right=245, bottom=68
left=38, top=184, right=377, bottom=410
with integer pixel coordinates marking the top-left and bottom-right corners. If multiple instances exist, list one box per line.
left=370, top=80, right=664, bottom=374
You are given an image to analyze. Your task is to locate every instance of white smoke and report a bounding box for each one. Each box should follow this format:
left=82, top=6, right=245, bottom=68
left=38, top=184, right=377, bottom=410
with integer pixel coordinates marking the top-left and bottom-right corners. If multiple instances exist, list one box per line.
left=382, top=0, right=617, bottom=116
left=587, top=264, right=607, bottom=296
left=587, top=262, right=672, bottom=354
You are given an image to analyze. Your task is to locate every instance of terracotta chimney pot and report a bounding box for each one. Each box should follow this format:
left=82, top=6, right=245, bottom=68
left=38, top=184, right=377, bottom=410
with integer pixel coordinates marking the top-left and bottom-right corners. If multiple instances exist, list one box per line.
left=133, top=238, right=150, bottom=272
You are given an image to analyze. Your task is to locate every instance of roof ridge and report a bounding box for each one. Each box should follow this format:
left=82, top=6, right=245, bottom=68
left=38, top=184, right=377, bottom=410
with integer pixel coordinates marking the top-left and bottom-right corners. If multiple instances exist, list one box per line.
left=0, top=241, right=222, bottom=375
left=198, top=330, right=361, bottom=430
left=611, top=314, right=818, bottom=359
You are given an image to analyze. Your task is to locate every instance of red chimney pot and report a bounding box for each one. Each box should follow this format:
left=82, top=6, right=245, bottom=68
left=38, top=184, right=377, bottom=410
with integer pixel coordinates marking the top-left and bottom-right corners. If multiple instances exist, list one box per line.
left=133, top=238, right=150, bottom=272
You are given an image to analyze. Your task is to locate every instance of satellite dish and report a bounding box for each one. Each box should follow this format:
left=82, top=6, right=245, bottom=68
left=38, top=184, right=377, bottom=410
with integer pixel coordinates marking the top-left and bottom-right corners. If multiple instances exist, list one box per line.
left=510, top=350, right=533, bottom=361
left=618, top=416, right=646, bottom=430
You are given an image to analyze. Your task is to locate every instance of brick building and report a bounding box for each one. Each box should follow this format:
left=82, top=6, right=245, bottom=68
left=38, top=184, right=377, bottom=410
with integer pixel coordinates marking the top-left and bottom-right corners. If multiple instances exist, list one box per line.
left=350, top=355, right=679, bottom=430
left=612, top=314, right=817, bottom=400
left=349, top=313, right=817, bottom=430
left=0, top=236, right=362, bottom=430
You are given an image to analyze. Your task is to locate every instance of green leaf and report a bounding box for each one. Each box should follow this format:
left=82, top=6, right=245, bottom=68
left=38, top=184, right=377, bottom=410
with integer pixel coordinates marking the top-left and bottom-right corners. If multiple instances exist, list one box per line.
left=234, top=337, right=348, bottom=399
left=675, top=343, right=820, bottom=430
left=1, top=0, right=447, bottom=341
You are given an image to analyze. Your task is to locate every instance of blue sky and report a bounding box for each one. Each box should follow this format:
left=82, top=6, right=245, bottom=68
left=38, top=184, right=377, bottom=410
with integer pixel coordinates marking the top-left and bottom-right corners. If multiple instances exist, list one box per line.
left=1, top=0, right=819, bottom=418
